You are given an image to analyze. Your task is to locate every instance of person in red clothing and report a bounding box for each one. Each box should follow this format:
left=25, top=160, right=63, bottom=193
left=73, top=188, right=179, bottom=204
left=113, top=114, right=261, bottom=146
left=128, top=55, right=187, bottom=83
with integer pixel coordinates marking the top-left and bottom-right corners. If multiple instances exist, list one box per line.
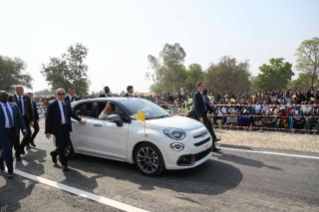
left=276, top=107, right=289, bottom=128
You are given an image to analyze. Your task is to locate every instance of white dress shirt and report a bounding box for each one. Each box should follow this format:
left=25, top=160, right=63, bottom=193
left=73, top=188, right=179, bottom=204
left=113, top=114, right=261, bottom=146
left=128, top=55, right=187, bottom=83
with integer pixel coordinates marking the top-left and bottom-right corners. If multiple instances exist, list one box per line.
left=58, top=100, right=66, bottom=124
left=0, top=102, right=14, bottom=128
left=15, top=94, right=25, bottom=115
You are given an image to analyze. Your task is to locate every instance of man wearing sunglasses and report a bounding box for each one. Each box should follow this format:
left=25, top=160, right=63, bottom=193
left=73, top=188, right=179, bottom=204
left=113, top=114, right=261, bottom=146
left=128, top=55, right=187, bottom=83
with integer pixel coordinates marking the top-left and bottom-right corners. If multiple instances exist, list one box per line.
left=45, top=88, right=86, bottom=171
left=0, top=90, right=27, bottom=179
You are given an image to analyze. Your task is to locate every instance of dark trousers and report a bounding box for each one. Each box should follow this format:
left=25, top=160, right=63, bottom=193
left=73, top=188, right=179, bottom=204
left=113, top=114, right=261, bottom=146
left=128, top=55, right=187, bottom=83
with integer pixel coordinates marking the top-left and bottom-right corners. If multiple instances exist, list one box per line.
left=51, top=125, right=70, bottom=166
left=20, top=116, right=32, bottom=149
left=293, top=118, right=305, bottom=129
left=0, top=128, right=15, bottom=173
left=30, top=120, right=39, bottom=144
left=204, top=116, right=217, bottom=149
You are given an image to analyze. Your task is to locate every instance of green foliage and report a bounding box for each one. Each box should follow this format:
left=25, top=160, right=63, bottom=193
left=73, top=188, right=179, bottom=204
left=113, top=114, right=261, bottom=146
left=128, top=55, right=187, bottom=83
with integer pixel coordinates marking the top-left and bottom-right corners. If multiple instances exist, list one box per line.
left=41, top=43, right=90, bottom=96
left=295, top=37, right=319, bottom=85
left=249, top=76, right=259, bottom=92
left=256, top=58, right=294, bottom=90
left=0, top=55, right=33, bottom=92
left=184, top=63, right=203, bottom=92
left=147, top=43, right=187, bottom=94
left=287, top=73, right=319, bottom=91
left=203, top=56, right=251, bottom=93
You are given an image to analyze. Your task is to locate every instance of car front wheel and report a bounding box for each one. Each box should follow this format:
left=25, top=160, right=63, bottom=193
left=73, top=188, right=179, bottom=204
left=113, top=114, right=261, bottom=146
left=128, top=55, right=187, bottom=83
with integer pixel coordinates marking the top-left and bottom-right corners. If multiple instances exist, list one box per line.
left=134, top=143, right=164, bottom=176
left=65, top=141, right=75, bottom=159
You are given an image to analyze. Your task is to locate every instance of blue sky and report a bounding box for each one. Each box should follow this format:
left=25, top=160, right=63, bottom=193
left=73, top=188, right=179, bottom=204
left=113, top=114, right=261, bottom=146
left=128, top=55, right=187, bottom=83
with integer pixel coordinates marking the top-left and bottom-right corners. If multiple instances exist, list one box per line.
left=1, top=0, right=318, bottom=94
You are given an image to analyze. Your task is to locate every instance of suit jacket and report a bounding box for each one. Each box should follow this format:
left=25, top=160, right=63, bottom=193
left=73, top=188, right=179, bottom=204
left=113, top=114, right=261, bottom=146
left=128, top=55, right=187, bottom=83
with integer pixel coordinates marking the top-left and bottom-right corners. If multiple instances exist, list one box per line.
left=32, top=100, right=39, bottom=121
left=99, top=93, right=110, bottom=97
left=188, top=91, right=206, bottom=121
left=0, top=103, right=26, bottom=137
left=8, top=94, right=34, bottom=122
left=64, top=95, right=78, bottom=103
left=45, top=100, right=82, bottom=135
left=123, top=93, right=132, bottom=97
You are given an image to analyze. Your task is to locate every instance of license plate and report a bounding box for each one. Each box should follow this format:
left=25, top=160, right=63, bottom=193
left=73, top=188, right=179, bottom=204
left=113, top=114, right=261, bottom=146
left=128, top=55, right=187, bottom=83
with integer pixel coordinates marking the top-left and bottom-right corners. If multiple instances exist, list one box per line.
left=203, top=142, right=212, bottom=151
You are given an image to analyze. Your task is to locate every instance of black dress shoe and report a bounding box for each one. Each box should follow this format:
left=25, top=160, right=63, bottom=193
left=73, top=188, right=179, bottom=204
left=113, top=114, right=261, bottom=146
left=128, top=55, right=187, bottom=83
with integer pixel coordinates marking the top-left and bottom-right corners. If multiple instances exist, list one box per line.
left=30, top=142, right=36, bottom=147
left=50, top=152, right=57, bottom=164
left=214, top=138, right=221, bottom=142
left=20, top=148, right=26, bottom=155
left=16, top=157, right=22, bottom=161
left=8, top=173, right=14, bottom=179
left=62, top=166, right=69, bottom=171
left=26, top=144, right=32, bottom=149
left=213, top=148, right=221, bottom=152
left=0, top=162, right=5, bottom=171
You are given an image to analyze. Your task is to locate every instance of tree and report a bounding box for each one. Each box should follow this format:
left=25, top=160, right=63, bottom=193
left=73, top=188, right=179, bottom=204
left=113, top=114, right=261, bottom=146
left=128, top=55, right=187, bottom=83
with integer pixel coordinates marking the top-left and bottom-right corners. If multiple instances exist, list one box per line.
left=184, top=63, right=203, bottom=93
left=287, top=73, right=319, bottom=91
left=203, top=56, right=251, bottom=93
left=249, top=76, right=259, bottom=92
left=41, top=43, right=90, bottom=96
left=147, top=43, right=187, bottom=94
left=0, top=55, right=33, bottom=92
left=256, top=58, right=294, bottom=90
left=295, top=37, right=319, bottom=85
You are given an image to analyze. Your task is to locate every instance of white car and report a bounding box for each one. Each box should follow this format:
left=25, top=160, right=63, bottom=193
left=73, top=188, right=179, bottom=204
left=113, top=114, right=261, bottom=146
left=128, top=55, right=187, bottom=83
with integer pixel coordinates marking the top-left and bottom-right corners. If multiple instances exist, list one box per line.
left=54, top=98, right=212, bottom=176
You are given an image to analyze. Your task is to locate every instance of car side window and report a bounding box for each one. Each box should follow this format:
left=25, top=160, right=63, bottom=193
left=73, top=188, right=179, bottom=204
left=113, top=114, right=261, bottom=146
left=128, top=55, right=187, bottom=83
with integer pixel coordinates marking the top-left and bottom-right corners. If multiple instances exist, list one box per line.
left=73, top=102, right=96, bottom=118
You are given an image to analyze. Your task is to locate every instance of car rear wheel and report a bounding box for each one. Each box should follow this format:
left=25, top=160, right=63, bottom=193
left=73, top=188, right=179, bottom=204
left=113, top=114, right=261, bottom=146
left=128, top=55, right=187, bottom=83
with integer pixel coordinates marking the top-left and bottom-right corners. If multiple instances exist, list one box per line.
left=134, top=143, right=164, bottom=176
left=65, top=141, right=75, bottom=159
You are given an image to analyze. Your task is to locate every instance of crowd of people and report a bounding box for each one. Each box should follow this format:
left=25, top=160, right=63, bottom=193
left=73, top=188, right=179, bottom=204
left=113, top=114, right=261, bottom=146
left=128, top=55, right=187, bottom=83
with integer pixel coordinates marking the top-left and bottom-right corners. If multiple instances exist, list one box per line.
left=34, top=85, right=319, bottom=134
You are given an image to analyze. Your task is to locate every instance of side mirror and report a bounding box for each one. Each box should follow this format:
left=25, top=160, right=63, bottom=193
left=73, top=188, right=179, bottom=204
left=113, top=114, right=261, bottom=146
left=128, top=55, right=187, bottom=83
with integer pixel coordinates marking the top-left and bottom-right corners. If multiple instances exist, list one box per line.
left=107, top=114, right=123, bottom=127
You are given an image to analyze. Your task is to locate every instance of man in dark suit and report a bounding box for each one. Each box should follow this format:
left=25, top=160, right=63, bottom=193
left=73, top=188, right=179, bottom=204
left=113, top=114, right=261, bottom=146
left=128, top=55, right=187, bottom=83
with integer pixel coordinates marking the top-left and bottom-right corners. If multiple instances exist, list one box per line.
left=45, top=88, right=86, bottom=171
left=8, top=85, right=34, bottom=160
left=0, top=90, right=27, bottom=179
left=64, top=89, right=79, bottom=103
left=27, top=93, right=39, bottom=147
left=188, top=82, right=221, bottom=152
left=123, top=85, right=134, bottom=97
left=99, top=86, right=111, bottom=97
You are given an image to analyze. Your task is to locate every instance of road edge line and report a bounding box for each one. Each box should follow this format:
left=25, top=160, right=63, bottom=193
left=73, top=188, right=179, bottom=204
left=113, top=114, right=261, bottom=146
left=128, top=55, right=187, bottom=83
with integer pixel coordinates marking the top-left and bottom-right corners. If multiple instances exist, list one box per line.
left=14, top=169, right=149, bottom=212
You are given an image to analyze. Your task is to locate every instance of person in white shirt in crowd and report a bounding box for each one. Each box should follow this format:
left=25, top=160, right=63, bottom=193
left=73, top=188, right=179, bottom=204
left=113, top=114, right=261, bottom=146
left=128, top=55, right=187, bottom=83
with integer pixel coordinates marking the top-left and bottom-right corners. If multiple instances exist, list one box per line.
left=213, top=106, right=227, bottom=125
left=99, top=102, right=116, bottom=119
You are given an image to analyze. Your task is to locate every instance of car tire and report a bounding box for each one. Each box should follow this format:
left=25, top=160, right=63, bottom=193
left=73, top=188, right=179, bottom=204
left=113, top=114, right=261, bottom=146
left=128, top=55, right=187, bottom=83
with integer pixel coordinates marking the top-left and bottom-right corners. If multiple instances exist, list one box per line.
left=134, top=143, right=165, bottom=176
left=65, top=141, right=75, bottom=159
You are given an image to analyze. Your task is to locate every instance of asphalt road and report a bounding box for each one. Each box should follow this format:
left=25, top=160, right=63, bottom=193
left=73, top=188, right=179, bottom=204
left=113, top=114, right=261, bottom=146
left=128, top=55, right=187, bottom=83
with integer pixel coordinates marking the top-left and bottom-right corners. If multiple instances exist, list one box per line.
left=1, top=130, right=319, bottom=212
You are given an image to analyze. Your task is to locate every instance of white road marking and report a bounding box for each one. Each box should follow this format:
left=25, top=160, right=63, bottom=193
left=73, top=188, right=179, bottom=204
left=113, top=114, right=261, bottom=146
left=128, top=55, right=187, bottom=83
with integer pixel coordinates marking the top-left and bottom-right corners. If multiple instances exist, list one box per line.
left=14, top=169, right=149, bottom=212
left=220, top=147, right=319, bottom=160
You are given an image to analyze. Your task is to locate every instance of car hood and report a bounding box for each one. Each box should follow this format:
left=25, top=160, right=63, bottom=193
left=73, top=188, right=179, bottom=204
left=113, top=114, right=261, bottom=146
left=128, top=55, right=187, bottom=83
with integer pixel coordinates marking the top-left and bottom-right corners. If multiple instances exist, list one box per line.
left=146, top=115, right=204, bottom=131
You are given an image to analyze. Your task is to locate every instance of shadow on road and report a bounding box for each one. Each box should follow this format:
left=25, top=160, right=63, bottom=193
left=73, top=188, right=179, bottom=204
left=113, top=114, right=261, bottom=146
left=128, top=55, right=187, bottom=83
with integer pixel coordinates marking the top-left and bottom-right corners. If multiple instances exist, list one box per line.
left=0, top=175, right=36, bottom=211
left=15, top=148, right=47, bottom=176
left=215, top=153, right=283, bottom=170
left=66, top=155, right=243, bottom=197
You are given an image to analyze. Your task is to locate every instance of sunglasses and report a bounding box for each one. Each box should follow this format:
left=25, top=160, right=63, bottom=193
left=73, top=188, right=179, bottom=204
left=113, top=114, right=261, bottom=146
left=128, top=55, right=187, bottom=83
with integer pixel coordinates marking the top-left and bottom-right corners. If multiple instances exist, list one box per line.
left=57, top=93, right=65, bottom=96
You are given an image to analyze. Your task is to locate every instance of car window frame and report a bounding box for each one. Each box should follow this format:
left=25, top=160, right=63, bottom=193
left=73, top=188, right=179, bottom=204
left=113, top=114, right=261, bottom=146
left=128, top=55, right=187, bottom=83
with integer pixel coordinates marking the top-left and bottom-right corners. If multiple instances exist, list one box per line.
left=72, top=101, right=97, bottom=119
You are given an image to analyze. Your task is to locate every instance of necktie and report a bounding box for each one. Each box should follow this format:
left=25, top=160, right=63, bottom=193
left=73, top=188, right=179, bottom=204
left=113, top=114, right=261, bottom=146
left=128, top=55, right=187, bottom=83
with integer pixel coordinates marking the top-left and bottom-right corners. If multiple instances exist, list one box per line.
left=62, top=103, right=69, bottom=124
left=18, top=96, right=23, bottom=114
left=5, top=104, right=14, bottom=128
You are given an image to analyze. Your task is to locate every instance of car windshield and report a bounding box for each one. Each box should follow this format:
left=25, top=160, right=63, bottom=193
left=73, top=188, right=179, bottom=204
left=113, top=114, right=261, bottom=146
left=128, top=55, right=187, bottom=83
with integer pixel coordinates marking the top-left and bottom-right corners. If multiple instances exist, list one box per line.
left=121, top=99, right=170, bottom=119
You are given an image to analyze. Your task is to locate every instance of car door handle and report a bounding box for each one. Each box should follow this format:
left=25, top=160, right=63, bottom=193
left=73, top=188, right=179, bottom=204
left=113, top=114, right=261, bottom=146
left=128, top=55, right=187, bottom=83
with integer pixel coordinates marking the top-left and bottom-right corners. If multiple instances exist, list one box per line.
left=71, top=121, right=76, bottom=123
left=93, top=123, right=102, bottom=127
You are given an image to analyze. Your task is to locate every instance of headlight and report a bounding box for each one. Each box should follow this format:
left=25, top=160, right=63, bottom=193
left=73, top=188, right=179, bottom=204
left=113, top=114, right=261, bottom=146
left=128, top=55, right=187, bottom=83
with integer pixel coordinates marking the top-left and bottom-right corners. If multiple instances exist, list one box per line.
left=170, top=143, right=185, bottom=151
left=163, top=128, right=186, bottom=140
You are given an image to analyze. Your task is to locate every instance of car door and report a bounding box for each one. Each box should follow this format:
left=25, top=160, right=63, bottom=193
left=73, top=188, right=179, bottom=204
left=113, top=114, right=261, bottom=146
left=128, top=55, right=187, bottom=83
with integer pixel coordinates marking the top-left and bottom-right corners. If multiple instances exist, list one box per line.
left=71, top=101, right=97, bottom=155
left=92, top=101, right=130, bottom=161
